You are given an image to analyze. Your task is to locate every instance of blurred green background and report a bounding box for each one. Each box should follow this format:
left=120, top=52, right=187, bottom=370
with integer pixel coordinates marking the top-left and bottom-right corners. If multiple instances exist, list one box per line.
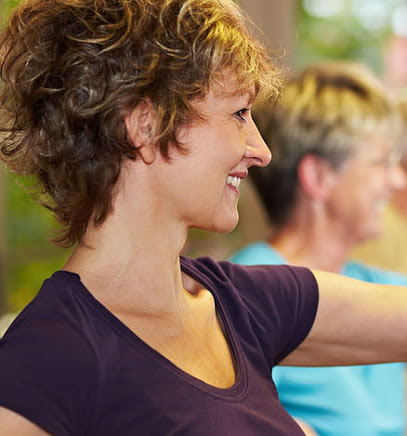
left=1, top=0, right=406, bottom=314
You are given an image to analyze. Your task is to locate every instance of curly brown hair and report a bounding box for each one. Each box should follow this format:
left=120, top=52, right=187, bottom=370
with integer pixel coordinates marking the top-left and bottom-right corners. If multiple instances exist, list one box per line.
left=0, top=0, right=279, bottom=247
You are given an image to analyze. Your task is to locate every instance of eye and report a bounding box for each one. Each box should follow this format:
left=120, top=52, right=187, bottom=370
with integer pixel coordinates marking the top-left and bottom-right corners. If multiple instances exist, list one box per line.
left=234, top=108, right=250, bottom=122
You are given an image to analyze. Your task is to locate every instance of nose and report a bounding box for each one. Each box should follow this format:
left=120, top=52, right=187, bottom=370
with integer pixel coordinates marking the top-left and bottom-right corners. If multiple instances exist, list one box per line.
left=245, top=120, right=272, bottom=167
left=388, top=162, right=406, bottom=191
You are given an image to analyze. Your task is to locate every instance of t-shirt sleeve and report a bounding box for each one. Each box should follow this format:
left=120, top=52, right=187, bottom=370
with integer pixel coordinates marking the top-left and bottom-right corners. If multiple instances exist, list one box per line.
left=0, top=309, right=99, bottom=436
left=217, top=261, right=319, bottom=366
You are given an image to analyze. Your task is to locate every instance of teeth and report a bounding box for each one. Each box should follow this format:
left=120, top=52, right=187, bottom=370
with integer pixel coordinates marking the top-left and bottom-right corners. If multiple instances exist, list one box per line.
left=227, top=176, right=241, bottom=188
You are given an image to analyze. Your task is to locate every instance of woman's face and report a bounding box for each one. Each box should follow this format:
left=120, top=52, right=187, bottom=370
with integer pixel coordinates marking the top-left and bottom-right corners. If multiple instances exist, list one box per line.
left=325, top=135, right=405, bottom=243
left=154, top=75, right=271, bottom=233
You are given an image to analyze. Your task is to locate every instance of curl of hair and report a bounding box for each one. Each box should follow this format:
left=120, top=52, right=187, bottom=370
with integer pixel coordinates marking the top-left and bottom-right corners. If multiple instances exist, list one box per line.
left=0, top=0, right=279, bottom=246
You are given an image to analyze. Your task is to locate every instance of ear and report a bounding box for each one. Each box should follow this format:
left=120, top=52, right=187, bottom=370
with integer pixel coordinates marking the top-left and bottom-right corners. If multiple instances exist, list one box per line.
left=297, top=154, right=338, bottom=201
left=124, top=100, right=158, bottom=164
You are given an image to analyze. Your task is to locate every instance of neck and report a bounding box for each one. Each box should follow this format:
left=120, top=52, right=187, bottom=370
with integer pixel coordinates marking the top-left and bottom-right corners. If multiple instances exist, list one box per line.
left=64, top=170, right=191, bottom=315
left=65, top=222, right=189, bottom=314
left=269, top=204, right=354, bottom=273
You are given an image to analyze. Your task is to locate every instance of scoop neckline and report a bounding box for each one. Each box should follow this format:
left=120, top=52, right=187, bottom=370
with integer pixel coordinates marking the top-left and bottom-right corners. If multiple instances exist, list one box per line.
left=53, top=260, right=248, bottom=401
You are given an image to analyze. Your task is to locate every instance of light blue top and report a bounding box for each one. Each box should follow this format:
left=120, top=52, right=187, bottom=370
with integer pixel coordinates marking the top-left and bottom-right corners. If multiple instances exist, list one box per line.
left=231, top=241, right=407, bottom=436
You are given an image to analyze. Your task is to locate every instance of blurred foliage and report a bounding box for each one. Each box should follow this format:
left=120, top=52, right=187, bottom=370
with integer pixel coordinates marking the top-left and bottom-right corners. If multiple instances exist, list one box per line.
left=295, top=0, right=396, bottom=74
left=0, top=0, right=18, bottom=23
left=4, top=172, right=69, bottom=312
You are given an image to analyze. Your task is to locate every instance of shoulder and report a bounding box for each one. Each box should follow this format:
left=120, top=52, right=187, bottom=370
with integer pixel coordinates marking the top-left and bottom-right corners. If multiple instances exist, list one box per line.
left=0, top=271, right=102, bottom=387
left=182, top=256, right=319, bottom=365
left=344, top=261, right=407, bottom=285
left=3, top=271, right=106, bottom=355
left=181, top=255, right=317, bottom=303
left=0, top=271, right=108, bottom=435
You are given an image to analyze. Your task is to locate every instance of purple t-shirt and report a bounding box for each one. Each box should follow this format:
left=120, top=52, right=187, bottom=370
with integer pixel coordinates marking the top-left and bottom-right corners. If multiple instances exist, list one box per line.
left=0, top=256, right=318, bottom=435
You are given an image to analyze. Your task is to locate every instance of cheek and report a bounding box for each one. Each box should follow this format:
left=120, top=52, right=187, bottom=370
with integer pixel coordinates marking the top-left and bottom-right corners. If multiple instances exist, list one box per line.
left=348, top=168, right=384, bottom=193
left=364, top=171, right=388, bottom=193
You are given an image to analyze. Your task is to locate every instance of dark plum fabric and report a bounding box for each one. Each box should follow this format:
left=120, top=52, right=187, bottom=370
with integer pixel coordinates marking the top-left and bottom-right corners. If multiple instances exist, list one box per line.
left=0, top=256, right=318, bottom=435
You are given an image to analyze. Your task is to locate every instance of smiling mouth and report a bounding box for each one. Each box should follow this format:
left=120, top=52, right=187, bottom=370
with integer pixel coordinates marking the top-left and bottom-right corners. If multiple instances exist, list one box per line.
left=227, top=176, right=242, bottom=188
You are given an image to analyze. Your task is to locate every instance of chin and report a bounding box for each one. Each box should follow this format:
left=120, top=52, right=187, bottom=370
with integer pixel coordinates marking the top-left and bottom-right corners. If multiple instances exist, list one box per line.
left=198, top=214, right=239, bottom=234
left=206, top=223, right=238, bottom=235
left=217, top=213, right=240, bottom=234
left=358, top=227, right=383, bottom=243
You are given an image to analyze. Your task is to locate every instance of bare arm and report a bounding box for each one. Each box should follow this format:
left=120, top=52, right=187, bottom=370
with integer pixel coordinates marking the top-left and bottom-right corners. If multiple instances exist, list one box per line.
left=0, top=407, right=50, bottom=436
left=294, top=417, right=318, bottom=436
left=283, top=270, right=407, bottom=366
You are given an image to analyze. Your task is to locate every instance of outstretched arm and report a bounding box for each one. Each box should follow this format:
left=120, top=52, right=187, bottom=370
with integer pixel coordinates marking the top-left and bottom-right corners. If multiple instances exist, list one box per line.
left=294, top=417, right=318, bottom=436
left=282, top=270, right=407, bottom=366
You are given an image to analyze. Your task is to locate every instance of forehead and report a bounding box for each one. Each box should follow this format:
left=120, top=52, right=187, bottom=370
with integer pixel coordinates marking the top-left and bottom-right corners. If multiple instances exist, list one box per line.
left=211, top=72, right=256, bottom=100
left=351, top=134, right=395, bottom=158
left=192, top=74, right=256, bottom=113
